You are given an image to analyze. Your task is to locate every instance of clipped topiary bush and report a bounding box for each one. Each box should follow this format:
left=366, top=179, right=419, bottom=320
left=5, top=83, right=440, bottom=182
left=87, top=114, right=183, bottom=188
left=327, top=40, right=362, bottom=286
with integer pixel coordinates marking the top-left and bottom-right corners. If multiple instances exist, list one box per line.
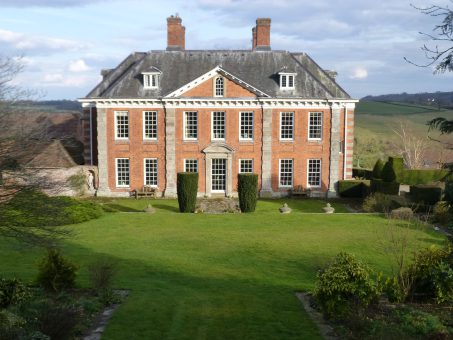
left=372, top=159, right=384, bottom=179
left=410, top=185, right=442, bottom=206
left=177, top=172, right=199, bottom=213
left=382, top=161, right=397, bottom=182
left=338, top=180, right=370, bottom=198
left=237, top=173, right=258, bottom=212
left=402, top=169, right=449, bottom=185
left=36, top=248, right=78, bottom=292
left=389, top=157, right=404, bottom=183
left=313, top=252, right=380, bottom=319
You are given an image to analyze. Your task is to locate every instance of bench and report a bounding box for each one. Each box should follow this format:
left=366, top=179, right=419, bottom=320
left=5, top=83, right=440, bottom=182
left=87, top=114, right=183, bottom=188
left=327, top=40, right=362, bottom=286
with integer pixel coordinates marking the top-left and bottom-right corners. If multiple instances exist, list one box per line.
left=132, top=186, right=158, bottom=199
left=291, top=185, right=311, bottom=198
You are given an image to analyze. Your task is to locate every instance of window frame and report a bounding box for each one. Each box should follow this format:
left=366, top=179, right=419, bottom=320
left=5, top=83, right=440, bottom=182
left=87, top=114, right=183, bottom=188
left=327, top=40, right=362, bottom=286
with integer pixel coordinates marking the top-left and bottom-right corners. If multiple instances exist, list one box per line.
left=307, top=159, right=322, bottom=188
left=211, top=111, right=226, bottom=141
left=239, top=111, right=254, bottom=141
left=184, top=159, right=198, bottom=173
left=279, top=73, right=296, bottom=90
left=214, top=76, right=224, bottom=97
left=183, top=111, right=198, bottom=141
left=143, top=111, right=158, bottom=141
left=308, top=111, right=323, bottom=141
left=239, top=159, right=253, bottom=174
left=143, top=73, right=159, bottom=89
left=280, top=112, right=294, bottom=141
left=144, top=158, right=158, bottom=187
left=114, top=111, right=129, bottom=140
left=279, top=159, right=293, bottom=188
left=115, top=158, right=130, bottom=188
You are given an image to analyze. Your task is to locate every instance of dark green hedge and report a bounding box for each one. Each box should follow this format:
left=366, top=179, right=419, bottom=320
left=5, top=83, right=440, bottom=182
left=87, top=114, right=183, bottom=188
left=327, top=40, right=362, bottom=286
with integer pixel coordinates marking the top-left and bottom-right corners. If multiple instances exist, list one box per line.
left=372, top=159, right=384, bottom=179
left=410, top=185, right=442, bottom=206
left=389, top=157, right=404, bottom=183
left=338, top=180, right=370, bottom=198
left=352, top=168, right=373, bottom=180
left=370, top=179, right=400, bottom=195
left=381, top=161, right=397, bottom=182
left=237, top=173, right=258, bottom=212
left=402, top=169, right=450, bottom=185
left=177, top=172, right=199, bottom=213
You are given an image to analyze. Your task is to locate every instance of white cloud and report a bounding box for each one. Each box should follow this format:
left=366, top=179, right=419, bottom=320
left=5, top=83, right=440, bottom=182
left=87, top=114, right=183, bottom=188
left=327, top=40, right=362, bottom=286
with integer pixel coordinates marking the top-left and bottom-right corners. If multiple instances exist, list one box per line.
left=0, top=29, right=90, bottom=54
left=68, top=59, right=91, bottom=72
left=350, top=67, right=368, bottom=80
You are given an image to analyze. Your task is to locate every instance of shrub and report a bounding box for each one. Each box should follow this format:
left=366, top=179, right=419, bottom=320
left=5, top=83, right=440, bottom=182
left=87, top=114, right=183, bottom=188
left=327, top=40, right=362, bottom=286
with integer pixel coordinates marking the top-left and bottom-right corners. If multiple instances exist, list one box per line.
left=0, top=278, right=30, bottom=308
left=338, top=180, right=370, bottom=198
left=381, top=161, right=397, bottom=182
left=176, top=172, right=199, bottom=213
left=36, top=249, right=78, bottom=292
left=362, top=193, right=392, bottom=213
left=313, top=252, right=380, bottom=319
left=352, top=168, right=373, bottom=180
left=370, top=179, right=400, bottom=195
left=88, top=258, right=117, bottom=293
left=389, top=157, right=404, bottom=183
left=444, top=181, right=453, bottom=205
left=410, top=185, right=442, bottom=206
left=34, top=301, right=80, bottom=340
left=433, top=201, right=452, bottom=225
left=0, top=310, right=25, bottom=340
left=372, top=159, right=384, bottom=179
left=390, top=207, right=414, bottom=220
left=237, top=174, right=258, bottom=212
left=406, top=247, right=453, bottom=303
left=395, top=308, right=448, bottom=338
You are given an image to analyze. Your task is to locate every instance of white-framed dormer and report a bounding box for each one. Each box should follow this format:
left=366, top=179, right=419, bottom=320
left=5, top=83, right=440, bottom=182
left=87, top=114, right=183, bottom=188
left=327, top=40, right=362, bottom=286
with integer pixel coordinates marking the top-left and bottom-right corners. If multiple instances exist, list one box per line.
left=142, top=67, right=162, bottom=89
left=279, top=72, right=296, bottom=90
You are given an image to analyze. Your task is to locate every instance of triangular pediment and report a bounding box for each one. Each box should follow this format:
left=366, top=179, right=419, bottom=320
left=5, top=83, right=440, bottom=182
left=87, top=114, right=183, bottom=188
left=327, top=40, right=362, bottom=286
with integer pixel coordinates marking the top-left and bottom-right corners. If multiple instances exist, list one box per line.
left=165, top=65, right=270, bottom=98
left=202, top=142, right=235, bottom=154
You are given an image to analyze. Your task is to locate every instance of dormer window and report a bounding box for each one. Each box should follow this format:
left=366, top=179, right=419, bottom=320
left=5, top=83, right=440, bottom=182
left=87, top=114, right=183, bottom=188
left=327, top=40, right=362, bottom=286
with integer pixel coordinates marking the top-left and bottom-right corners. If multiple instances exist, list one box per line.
left=214, top=76, right=224, bottom=97
left=279, top=72, right=296, bottom=90
left=142, top=68, right=161, bottom=89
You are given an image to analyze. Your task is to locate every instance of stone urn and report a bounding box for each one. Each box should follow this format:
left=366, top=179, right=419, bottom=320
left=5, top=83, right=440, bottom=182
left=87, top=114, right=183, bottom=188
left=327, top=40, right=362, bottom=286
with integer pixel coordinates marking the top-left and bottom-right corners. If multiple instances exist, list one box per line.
left=144, top=204, right=155, bottom=214
left=279, top=203, right=292, bottom=214
left=323, top=203, right=335, bottom=214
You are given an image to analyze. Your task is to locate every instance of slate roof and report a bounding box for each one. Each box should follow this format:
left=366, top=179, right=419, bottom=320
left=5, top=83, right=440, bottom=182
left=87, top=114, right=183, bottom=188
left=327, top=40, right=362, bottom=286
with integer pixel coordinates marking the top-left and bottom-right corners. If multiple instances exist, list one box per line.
left=86, top=50, right=351, bottom=100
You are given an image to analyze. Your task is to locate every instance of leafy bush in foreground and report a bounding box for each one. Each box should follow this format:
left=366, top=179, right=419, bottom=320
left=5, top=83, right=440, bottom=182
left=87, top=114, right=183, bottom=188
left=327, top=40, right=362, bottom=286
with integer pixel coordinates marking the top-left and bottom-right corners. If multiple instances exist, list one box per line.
left=313, top=252, right=380, bottom=318
left=0, top=278, right=30, bottom=308
left=36, top=249, right=78, bottom=292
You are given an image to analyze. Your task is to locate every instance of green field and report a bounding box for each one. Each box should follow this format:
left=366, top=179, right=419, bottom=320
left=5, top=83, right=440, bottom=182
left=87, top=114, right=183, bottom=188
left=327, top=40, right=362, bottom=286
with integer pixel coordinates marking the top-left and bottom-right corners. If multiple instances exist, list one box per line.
left=354, top=101, right=453, bottom=168
left=0, top=198, right=445, bottom=339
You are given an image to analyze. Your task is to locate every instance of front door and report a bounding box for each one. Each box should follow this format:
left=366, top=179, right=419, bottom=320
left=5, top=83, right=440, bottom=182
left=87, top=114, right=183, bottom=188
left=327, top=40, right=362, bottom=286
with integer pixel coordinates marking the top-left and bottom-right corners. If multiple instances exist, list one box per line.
left=211, top=158, right=226, bottom=193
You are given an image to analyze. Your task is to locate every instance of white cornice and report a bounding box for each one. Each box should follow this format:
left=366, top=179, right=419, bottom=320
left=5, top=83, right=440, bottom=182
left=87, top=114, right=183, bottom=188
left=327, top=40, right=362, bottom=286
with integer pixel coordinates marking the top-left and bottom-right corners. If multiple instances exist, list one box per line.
left=78, top=97, right=358, bottom=109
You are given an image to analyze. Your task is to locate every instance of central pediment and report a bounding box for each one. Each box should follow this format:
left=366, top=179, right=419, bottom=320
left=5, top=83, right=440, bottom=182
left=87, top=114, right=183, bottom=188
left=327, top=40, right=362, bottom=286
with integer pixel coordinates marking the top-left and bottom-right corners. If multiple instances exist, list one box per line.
left=202, top=143, right=235, bottom=154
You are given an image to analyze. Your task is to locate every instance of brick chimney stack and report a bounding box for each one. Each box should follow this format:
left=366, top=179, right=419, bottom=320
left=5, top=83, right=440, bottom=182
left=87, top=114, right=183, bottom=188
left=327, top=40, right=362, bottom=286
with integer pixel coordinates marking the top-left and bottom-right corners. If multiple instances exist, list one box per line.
left=253, top=18, right=271, bottom=51
left=167, top=14, right=185, bottom=51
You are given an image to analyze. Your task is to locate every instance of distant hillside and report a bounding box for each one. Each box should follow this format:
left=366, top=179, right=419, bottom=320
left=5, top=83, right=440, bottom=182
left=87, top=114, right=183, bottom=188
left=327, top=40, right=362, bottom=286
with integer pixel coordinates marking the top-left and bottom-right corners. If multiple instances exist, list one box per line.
left=361, top=91, right=453, bottom=108
left=20, top=100, right=81, bottom=113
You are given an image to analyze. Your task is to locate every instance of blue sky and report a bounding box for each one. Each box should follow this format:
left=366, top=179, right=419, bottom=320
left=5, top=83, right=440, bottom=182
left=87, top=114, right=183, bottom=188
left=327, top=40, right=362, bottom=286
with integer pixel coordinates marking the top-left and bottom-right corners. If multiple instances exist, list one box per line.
left=1, top=0, right=452, bottom=100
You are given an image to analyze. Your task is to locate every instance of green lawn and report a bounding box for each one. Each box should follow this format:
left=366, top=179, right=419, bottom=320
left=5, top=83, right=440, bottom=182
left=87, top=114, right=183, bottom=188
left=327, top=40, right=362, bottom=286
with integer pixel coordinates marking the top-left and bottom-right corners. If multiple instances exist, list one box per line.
left=0, top=199, right=446, bottom=339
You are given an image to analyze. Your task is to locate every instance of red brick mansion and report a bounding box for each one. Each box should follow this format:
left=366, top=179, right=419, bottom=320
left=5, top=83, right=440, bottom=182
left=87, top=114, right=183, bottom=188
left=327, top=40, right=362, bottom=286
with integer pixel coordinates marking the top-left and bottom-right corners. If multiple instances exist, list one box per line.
left=79, top=15, right=356, bottom=198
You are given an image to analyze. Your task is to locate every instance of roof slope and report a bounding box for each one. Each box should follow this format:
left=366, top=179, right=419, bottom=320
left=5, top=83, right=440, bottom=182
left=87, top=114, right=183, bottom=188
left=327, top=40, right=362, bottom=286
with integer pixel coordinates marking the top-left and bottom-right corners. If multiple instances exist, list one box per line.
left=86, top=50, right=351, bottom=100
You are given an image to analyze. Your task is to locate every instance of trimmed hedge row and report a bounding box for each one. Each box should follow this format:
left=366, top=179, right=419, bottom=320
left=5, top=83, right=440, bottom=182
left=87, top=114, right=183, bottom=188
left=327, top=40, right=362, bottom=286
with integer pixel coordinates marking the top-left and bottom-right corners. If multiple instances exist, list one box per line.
left=176, top=172, right=198, bottom=213
left=410, top=185, right=443, bottom=206
left=370, top=179, right=400, bottom=195
left=402, top=169, right=450, bottom=185
left=237, top=174, right=258, bottom=212
left=338, top=180, right=370, bottom=198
